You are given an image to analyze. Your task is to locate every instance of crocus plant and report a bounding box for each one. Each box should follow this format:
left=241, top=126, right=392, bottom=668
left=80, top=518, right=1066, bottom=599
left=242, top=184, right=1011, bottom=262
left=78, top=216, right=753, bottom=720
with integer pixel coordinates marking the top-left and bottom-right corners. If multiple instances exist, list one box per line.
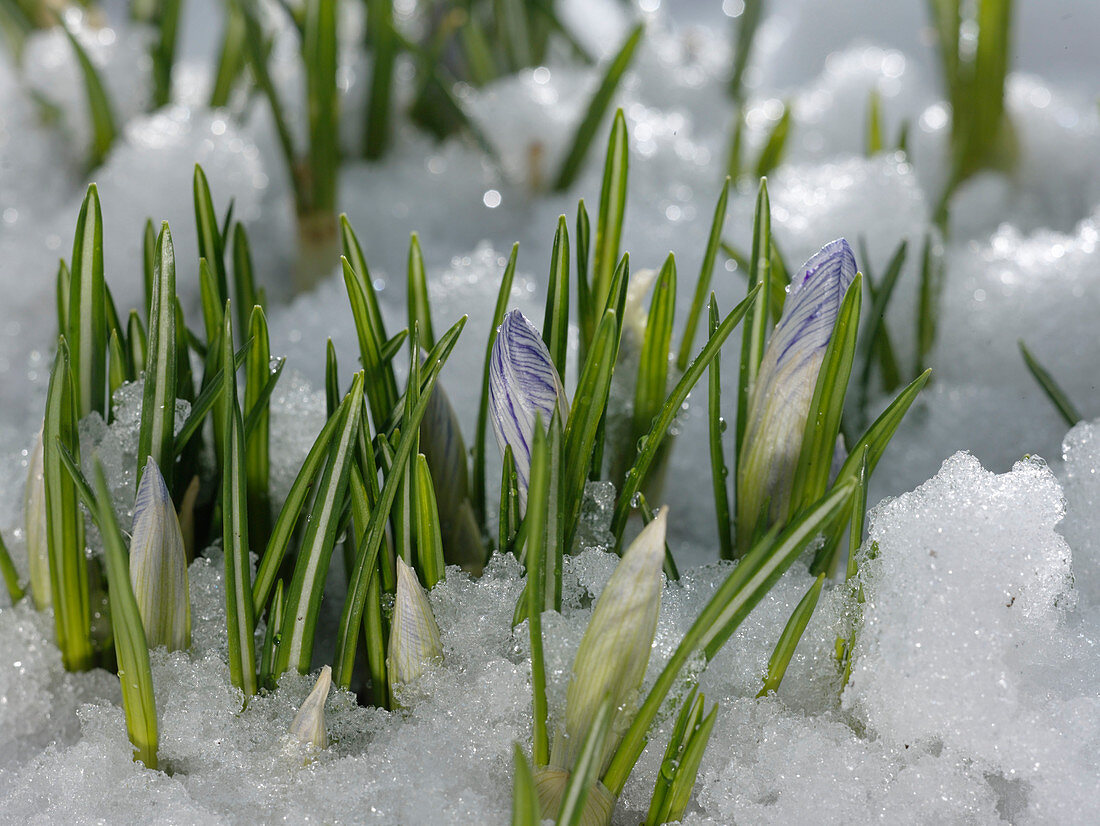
left=737, top=239, right=858, bottom=549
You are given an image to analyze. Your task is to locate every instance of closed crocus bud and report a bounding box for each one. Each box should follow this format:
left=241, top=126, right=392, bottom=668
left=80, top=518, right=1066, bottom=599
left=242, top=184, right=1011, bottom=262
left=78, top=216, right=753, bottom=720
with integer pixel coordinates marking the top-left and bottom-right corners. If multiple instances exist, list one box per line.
left=551, top=508, right=668, bottom=779
left=288, top=665, right=332, bottom=751
left=737, top=239, right=857, bottom=539
left=533, top=767, right=616, bottom=826
left=24, top=428, right=50, bottom=610
left=387, top=557, right=443, bottom=697
left=489, top=310, right=569, bottom=510
left=129, top=457, right=190, bottom=650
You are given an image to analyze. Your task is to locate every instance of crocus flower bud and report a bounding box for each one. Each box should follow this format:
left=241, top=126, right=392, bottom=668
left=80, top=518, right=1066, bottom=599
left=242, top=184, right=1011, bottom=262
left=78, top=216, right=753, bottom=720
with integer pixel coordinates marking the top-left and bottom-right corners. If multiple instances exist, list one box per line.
left=289, top=665, right=332, bottom=751
left=551, top=508, right=668, bottom=778
left=533, top=767, right=616, bottom=826
left=387, top=557, right=443, bottom=696
left=24, top=428, right=50, bottom=610
left=737, top=239, right=857, bottom=538
left=129, top=457, right=190, bottom=650
left=489, top=310, right=569, bottom=509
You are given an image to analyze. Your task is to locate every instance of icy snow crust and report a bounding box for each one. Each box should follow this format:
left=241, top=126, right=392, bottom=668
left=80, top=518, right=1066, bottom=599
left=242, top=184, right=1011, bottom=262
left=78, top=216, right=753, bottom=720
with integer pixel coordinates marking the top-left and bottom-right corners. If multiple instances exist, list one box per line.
left=2, top=0, right=1100, bottom=822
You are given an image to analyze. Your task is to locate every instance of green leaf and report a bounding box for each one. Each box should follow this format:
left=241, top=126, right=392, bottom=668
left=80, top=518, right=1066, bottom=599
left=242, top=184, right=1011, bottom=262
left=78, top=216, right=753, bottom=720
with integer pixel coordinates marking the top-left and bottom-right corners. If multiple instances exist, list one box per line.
left=92, top=462, right=159, bottom=769
left=194, top=165, right=229, bottom=305
left=632, top=253, right=677, bottom=451
left=303, top=0, right=339, bottom=212
left=499, top=445, right=520, bottom=555
left=364, top=0, right=397, bottom=158
left=603, top=479, right=857, bottom=796
left=55, top=259, right=71, bottom=338
left=276, top=374, right=365, bottom=676
left=60, top=20, right=117, bottom=168
left=43, top=339, right=92, bottom=671
left=575, top=200, right=592, bottom=350
left=661, top=701, right=719, bottom=823
left=735, top=179, right=772, bottom=477
left=707, top=297, right=734, bottom=560
left=611, top=285, right=760, bottom=550
left=258, top=579, right=284, bottom=690
left=677, top=178, right=730, bottom=371
left=348, top=465, right=388, bottom=707
left=542, top=216, right=570, bottom=378
left=127, top=311, right=148, bottom=379
left=555, top=698, right=612, bottom=826
left=108, top=329, right=128, bottom=416
left=788, top=274, right=862, bottom=515
left=757, top=573, right=825, bottom=696
left=172, top=340, right=251, bottom=459
left=1020, top=340, right=1081, bottom=427
left=68, top=184, right=107, bottom=419
left=729, top=0, right=763, bottom=102
left=220, top=304, right=257, bottom=696
left=414, top=454, right=446, bottom=588
left=525, top=417, right=552, bottom=767
left=474, top=243, right=518, bottom=529
left=856, top=238, right=906, bottom=420
left=150, top=0, right=183, bottom=107
left=343, top=246, right=399, bottom=432
left=333, top=316, right=466, bottom=688
left=233, top=224, right=260, bottom=330
left=137, top=222, right=178, bottom=495
left=643, top=688, right=702, bottom=826
left=406, top=233, right=435, bottom=348
left=591, top=109, right=629, bottom=323
left=245, top=306, right=272, bottom=549
left=142, top=219, right=156, bottom=315
left=553, top=23, right=643, bottom=191
left=209, top=0, right=247, bottom=108
left=511, top=745, right=541, bottom=826
left=753, top=103, right=791, bottom=179
left=0, top=529, right=25, bottom=604
left=865, top=88, right=884, bottom=156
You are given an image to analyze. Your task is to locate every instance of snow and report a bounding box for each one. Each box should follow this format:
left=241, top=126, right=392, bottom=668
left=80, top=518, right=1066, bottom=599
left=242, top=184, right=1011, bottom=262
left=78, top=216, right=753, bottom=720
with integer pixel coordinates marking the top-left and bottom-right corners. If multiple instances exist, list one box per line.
left=1, top=0, right=1100, bottom=821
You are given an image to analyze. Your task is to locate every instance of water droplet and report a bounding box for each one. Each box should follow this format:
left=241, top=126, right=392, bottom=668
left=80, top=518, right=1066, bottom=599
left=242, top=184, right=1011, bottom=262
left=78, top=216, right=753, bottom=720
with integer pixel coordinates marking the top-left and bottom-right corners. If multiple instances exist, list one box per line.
left=718, top=416, right=728, bottom=433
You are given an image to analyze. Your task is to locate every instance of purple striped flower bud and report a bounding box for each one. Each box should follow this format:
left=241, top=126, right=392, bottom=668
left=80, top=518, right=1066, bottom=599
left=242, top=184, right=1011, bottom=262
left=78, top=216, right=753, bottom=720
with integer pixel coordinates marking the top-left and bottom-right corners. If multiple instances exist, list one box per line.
left=737, top=239, right=857, bottom=535
left=488, top=310, right=569, bottom=508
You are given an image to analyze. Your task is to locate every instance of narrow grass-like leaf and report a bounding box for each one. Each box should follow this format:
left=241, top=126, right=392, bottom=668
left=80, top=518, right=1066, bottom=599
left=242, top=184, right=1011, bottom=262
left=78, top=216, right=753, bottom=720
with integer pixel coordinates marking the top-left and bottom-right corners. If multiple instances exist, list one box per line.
left=542, top=216, right=570, bottom=378
left=474, top=243, right=518, bottom=528
left=788, top=274, right=862, bottom=514
left=458, top=16, right=497, bottom=86
left=0, top=530, right=24, bottom=603
left=1020, top=340, right=1081, bottom=426
left=68, top=184, right=107, bottom=419
left=233, top=224, right=260, bottom=330
left=343, top=250, right=398, bottom=431
left=406, top=233, right=435, bottom=348
left=92, top=463, right=158, bottom=769
left=562, top=309, right=617, bottom=546
left=644, top=688, right=702, bottom=826
left=277, top=374, right=364, bottom=676
left=55, top=260, right=71, bottom=338
left=220, top=304, right=257, bottom=696
left=172, top=341, right=250, bottom=458
left=127, top=310, right=147, bottom=377
left=24, top=428, right=50, bottom=609
left=108, top=329, right=127, bottom=414
left=499, top=445, right=520, bottom=555
left=661, top=702, right=719, bottom=823
left=333, top=316, right=466, bottom=688
left=677, top=178, right=729, bottom=371
left=729, top=0, right=763, bottom=101
left=245, top=306, right=272, bottom=548
left=137, top=222, right=177, bottom=495
left=258, top=579, right=284, bottom=689
left=603, top=479, right=856, bottom=796
left=753, top=103, right=791, bottom=179
left=707, top=298, right=734, bottom=560
left=611, top=286, right=760, bottom=549
left=44, top=340, right=92, bottom=671
left=526, top=417, right=551, bottom=767
left=575, top=200, right=592, bottom=350
left=150, top=0, right=182, bottom=107
left=554, top=698, right=613, bottom=826
left=915, top=232, right=943, bottom=373
left=735, top=179, right=771, bottom=469
left=757, top=573, right=825, bottom=696
left=635, top=491, right=678, bottom=580
left=512, top=744, right=541, bottom=826
left=553, top=23, right=642, bottom=191
left=60, top=21, right=117, bottom=168
left=251, top=401, right=343, bottom=614
left=209, top=0, right=247, bottom=107
left=591, top=109, right=629, bottom=322
left=303, top=0, right=338, bottom=213
left=856, top=239, right=906, bottom=421
left=632, top=254, right=676, bottom=452
left=865, top=88, right=884, bottom=156
left=364, top=0, right=397, bottom=158
left=348, top=465, right=388, bottom=706
left=414, top=455, right=445, bottom=589
left=194, top=165, right=229, bottom=304
left=142, top=219, right=156, bottom=315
